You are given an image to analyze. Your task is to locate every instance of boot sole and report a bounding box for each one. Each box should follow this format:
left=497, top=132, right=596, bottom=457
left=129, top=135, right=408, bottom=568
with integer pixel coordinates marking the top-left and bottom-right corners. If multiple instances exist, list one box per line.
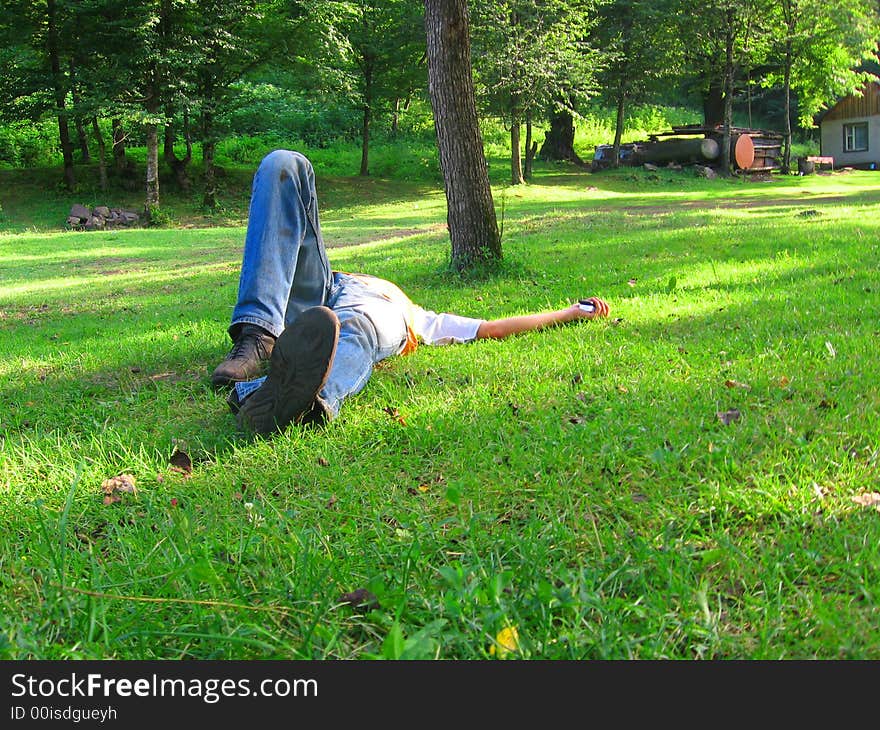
left=237, top=307, right=339, bottom=435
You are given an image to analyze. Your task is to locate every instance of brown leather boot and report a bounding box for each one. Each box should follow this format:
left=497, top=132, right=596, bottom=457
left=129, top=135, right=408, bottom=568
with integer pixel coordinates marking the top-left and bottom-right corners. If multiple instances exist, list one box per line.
left=211, top=324, right=275, bottom=389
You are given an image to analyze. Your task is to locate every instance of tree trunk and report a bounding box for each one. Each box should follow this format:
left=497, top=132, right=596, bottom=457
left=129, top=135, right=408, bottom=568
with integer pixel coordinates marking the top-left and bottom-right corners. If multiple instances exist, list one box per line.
left=112, top=118, right=127, bottom=172
left=202, top=82, right=217, bottom=208
left=145, top=122, right=160, bottom=211
left=638, top=137, right=720, bottom=164
left=391, top=97, right=401, bottom=137
left=145, top=79, right=160, bottom=212
left=163, top=106, right=176, bottom=160
left=524, top=112, right=535, bottom=179
left=510, top=116, right=524, bottom=185
left=781, top=38, right=793, bottom=174
left=91, top=116, right=108, bottom=192
left=47, top=0, right=75, bottom=189
left=203, top=139, right=216, bottom=209
left=360, top=66, right=372, bottom=177
left=165, top=108, right=192, bottom=191
left=703, top=77, right=724, bottom=127
left=720, top=6, right=735, bottom=177
left=69, top=61, right=90, bottom=163
left=538, top=108, right=583, bottom=164
left=425, top=0, right=501, bottom=271
left=612, top=79, right=627, bottom=168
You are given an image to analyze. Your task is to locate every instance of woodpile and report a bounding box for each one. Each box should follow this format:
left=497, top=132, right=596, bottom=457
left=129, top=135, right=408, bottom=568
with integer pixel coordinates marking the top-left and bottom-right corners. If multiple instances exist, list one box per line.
left=592, top=124, right=783, bottom=173
left=66, top=204, right=140, bottom=231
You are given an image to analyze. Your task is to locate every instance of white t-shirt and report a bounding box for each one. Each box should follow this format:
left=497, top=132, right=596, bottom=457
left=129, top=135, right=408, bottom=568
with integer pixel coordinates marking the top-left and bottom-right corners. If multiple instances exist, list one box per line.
left=412, top=307, right=483, bottom=346
left=342, top=272, right=483, bottom=349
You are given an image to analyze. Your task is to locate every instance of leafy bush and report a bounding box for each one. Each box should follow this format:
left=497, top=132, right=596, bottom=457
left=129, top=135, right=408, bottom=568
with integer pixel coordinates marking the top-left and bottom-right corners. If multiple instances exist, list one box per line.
left=218, top=83, right=362, bottom=148
left=215, top=134, right=292, bottom=165
left=361, top=140, right=441, bottom=182
left=0, top=120, right=61, bottom=168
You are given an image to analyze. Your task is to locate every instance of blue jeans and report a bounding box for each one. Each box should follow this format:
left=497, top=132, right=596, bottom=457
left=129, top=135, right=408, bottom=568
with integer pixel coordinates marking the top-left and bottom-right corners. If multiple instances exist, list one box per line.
left=229, top=150, right=409, bottom=419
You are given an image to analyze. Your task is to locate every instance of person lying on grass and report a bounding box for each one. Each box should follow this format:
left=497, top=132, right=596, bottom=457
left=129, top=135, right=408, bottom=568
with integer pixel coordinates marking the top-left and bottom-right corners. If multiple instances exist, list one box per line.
left=211, top=149, right=610, bottom=435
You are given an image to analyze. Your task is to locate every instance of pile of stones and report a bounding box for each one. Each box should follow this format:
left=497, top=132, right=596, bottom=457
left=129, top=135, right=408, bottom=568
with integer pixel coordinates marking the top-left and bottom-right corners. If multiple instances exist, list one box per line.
left=66, top=204, right=141, bottom=230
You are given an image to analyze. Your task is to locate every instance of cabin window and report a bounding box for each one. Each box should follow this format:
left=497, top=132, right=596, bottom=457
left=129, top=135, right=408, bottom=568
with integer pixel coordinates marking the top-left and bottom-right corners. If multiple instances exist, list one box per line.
left=843, top=122, right=868, bottom=152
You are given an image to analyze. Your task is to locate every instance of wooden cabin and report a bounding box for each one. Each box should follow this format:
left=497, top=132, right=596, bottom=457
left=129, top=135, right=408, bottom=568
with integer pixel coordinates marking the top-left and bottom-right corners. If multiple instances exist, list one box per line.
left=819, top=79, right=880, bottom=170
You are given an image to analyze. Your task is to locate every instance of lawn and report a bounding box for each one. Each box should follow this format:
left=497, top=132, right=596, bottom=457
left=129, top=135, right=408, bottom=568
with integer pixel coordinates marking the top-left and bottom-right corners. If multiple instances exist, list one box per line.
left=1, top=162, right=878, bottom=659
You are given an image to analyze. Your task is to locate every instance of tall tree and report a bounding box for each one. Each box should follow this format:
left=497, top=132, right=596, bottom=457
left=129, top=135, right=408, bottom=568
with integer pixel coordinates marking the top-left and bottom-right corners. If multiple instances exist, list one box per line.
left=189, top=0, right=287, bottom=207
left=672, top=0, right=764, bottom=175
left=425, top=0, right=502, bottom=270
left=764, top=0, right=880, bottom=172
left=471, top=0, right=598, bottom=183
left=326, top=0, right=426, bottom=176
left=45, top=0, right=76, bottom=188
left=592, top=0, right=680, bottom=168
left=0, top=0, right=78, bottom=187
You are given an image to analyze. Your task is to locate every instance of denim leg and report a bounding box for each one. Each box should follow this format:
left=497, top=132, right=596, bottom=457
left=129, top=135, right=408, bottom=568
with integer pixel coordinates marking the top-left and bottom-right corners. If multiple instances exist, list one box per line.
left=230, top=150, right=333, bottom=339
left=316, top=274, right=409, bottom=419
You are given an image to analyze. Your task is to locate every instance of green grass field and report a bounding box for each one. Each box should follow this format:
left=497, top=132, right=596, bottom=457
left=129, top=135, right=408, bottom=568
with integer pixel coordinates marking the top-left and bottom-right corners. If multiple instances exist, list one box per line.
left=1, top=161, right=878, bottom=659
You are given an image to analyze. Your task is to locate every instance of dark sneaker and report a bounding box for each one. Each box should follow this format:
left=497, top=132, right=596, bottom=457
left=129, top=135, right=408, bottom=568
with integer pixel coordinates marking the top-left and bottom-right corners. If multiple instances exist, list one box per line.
left=211, top=324, right=275, bottom=389
left=236, top=307, right=339, bottom=435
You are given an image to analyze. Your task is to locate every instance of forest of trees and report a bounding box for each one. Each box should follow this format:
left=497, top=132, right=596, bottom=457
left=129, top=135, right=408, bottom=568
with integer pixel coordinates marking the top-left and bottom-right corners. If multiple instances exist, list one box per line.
left=1, top=0, right=878, bottom=266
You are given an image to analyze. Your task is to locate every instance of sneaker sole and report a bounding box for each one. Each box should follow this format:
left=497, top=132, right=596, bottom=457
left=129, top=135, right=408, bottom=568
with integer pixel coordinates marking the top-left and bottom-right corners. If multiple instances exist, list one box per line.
left=236, top=307, right=339, bottom=435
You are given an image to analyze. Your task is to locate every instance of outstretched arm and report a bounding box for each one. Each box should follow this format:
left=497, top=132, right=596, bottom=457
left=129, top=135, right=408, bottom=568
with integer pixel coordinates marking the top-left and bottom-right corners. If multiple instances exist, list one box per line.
left=475, top=297, right=610, bottom=340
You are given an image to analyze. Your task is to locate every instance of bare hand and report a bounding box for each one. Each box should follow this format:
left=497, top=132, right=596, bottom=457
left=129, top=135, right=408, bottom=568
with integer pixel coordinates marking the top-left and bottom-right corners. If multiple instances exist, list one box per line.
left=570, top=297, right=610, bottom=320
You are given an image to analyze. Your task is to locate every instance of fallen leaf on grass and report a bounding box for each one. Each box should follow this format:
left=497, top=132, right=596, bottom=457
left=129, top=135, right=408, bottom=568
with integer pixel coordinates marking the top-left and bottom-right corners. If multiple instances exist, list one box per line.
left=383, top=406, right=407, bottom=425
left=778, top=375, right=791, bottom=387
left=101, top=474, right=137, bottom=505
left=851, top=492, right=880, bottom=512
left=339, top=588, right=380, bottom=612
left=489, top=626, right=520, bottom=659
left=724, top=379, right=750, bottom=390
left=716, top=408, right=741, bottom=425
left=317, top=456, right=329, bottom=467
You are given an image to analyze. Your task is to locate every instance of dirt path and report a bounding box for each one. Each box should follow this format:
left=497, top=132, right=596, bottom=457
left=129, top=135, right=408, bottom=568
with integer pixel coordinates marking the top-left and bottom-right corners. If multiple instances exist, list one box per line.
left=347, top=191, right=878, bottom=245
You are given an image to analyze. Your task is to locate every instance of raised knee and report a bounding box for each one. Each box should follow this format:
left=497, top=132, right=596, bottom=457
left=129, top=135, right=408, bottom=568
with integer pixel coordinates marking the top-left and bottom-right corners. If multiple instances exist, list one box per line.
left=259, top=149, right=312, bottom=180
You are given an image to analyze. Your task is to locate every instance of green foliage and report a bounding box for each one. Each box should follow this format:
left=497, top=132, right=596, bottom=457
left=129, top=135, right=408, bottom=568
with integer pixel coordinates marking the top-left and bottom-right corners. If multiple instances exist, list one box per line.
left=0, top=120, right=60, bottom=168
left=471, top=0, right=600, bottom=120
left=143, top=205, right=174, bottom=228
left=761, top=0, right=880, bottom=127
left=218, top=84, right=362, bottom=146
